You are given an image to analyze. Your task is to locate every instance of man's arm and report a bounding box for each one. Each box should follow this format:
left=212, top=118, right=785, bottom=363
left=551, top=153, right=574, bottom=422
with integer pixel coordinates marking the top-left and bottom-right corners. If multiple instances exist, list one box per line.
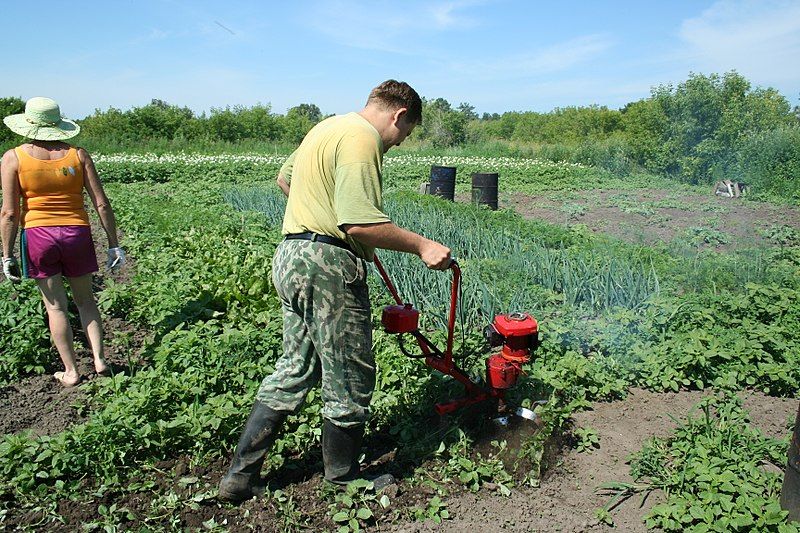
left=0, top=150, right=20, bottom=258
left=276, top=174, right=290, bottom=197
left=276, top=150, right=296, bottom=197
left=343, top=221, right=451, bottom=270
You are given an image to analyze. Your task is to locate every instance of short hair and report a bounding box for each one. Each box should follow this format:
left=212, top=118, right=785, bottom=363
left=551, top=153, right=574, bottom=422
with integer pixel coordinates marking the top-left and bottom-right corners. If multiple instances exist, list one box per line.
left=366, top=80, right=423, bottom=125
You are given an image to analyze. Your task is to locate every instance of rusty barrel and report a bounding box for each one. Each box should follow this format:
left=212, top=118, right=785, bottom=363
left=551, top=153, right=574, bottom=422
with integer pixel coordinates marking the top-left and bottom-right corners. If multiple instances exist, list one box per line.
left=471, top=172, right=499, bottom=210
left=429, top=166, right=456, bottom=201
left=781, top=402, right=800, bottom=520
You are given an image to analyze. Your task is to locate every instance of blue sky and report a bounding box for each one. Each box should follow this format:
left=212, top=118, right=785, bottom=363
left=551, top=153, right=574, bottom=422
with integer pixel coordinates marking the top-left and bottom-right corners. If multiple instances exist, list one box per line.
left=3, top=0, right=799, bottom=118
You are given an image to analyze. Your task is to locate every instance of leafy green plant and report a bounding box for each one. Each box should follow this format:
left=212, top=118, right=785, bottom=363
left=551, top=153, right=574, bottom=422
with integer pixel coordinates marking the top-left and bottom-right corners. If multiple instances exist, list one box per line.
left=685, top=226, right=729, bottom=246
left=410, top=495, right=450, bottom=524
left=574, top=427, right=600, bottom=453
left=432, top=431, right=513, bottom=494
left=269, top=488, right=308, bottom=531
left=327, top=479, right=389, bottom=533
left=606, top=393, right=797, bottom=532
left=0, top=282, right=52, bottom=384
left=560, top=203, right=588, bottom=220
left=595, top=506, right=614, bottom=526
left=82, top=503, right=136, bottom=532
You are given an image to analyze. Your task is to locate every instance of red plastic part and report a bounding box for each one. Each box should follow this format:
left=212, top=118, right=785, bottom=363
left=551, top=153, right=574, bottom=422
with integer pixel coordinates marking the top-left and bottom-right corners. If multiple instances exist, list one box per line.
left=486, top=353, right=523, bottom=389
left=493, top=312, right=537, bottom=361
left=382, top=304, right=420, bottom=334
left=493, top=313, right=538, bottom=337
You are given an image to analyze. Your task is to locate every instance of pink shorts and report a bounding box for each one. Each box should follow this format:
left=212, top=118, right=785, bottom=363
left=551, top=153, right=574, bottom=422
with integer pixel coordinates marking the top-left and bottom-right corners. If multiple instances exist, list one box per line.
left=23, top=226, right=99, bottom=279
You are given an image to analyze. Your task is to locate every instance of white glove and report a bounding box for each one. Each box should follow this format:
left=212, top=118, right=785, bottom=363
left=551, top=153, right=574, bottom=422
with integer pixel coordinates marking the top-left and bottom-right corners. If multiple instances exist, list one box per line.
left=2, top=257, right=21, bottom=283
left=107, top=247, right=126, bottom=271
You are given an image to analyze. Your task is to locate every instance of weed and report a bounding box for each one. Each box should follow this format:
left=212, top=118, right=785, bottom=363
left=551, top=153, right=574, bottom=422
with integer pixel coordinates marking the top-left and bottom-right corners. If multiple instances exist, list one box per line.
left=574, top=427, right=600, bottom=453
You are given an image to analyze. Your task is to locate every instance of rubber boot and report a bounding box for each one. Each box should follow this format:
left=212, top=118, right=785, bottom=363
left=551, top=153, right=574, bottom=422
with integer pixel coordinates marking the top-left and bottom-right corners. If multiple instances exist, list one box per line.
left=218, top=401, right=286, bottom=502
left=322, top=419, right=395, bottom=492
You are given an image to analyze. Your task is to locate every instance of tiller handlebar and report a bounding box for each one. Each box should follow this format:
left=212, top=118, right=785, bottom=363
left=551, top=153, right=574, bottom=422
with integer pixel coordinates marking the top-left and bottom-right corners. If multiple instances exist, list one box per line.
left=373, top=254, right=539, bottom=416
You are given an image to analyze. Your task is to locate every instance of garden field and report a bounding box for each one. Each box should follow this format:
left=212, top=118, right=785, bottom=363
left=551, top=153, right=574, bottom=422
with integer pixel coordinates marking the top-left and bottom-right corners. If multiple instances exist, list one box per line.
left=1, top=153, right=799, bottom=532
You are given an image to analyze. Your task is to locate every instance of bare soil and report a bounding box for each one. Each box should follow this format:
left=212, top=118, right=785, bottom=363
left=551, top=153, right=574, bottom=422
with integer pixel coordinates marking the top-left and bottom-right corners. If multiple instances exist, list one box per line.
left=391, top=389, right=796, bottom=533
left=488, top=189, right=800, bottom=250
left=0, top=216, right=145, bottom=437
left=4, top=387, right=792, bottom=532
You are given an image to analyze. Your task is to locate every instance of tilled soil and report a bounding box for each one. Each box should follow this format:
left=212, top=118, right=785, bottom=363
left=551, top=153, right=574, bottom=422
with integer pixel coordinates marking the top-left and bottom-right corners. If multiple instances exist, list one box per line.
left=1, top=215, right=144, bottom=437
left=459, top=189, right=800, bottom=250
left=392, top=389, right=796, bottom=532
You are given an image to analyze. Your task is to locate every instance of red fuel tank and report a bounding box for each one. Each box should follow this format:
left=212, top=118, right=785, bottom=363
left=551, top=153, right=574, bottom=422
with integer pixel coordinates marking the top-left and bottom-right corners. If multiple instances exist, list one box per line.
left=382, top=304, right=420, bottom=334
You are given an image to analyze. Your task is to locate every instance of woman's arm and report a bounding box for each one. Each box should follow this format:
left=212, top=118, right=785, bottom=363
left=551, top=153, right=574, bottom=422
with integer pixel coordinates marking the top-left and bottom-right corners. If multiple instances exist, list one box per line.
left=0, top=149, right=20, bottom=258
left=78, top=148, right=119, bottom=248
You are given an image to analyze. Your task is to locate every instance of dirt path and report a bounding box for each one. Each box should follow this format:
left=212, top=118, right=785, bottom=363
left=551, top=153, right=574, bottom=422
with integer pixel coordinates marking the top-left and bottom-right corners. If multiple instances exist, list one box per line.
left=391, top=389, right=796, bottom=532
left=0, top=216, right=145, bottom=437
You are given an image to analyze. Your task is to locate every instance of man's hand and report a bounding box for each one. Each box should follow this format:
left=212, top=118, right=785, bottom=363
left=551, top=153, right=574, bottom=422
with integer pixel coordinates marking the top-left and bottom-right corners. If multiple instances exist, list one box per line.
left=419, top=240, right=452, bottom=270
left=107, top=247, right=126, bottom=271
left=2, top=257, right=21, bottom=283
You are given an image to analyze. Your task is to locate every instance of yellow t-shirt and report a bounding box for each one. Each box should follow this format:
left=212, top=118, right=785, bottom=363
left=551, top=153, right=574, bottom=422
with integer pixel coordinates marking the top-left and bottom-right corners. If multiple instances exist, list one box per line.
left=281, top=112, right=390, bottom=260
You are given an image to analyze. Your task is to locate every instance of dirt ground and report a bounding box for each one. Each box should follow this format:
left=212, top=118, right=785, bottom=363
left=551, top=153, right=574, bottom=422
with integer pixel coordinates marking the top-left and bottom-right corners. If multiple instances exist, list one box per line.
left=0, top=217, right=144, bottom=437
left=464, top=189, right=800, bottom=250
left=391, top=389, right=796, bottom=533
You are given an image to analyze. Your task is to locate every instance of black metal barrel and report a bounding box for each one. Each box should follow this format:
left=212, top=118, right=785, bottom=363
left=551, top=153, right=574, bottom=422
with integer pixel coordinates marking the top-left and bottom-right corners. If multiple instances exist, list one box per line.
left=781, top=403, right=800, bottom=520
left=471, top=172, right=499, bottom=210
left=429, top=166, right=456, bottom=201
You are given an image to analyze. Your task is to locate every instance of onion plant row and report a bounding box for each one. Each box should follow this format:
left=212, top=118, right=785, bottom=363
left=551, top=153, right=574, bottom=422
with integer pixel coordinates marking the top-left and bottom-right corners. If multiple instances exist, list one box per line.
left=224, top=187, right=661, bottom=333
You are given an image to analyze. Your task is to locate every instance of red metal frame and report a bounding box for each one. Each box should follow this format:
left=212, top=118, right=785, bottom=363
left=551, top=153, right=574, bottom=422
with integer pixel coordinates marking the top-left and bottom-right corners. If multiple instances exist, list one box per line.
left=373, top=254, right=503, bottom=415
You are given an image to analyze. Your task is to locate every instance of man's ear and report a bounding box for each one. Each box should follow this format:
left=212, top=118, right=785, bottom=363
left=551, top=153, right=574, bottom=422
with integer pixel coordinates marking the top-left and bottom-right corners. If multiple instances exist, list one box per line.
left=392, top=107, right=408, bottom=126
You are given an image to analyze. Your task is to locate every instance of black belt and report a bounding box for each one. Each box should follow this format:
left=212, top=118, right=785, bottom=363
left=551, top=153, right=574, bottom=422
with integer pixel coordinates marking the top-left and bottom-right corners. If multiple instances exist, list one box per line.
left=284, top=232, right=354, bottom=253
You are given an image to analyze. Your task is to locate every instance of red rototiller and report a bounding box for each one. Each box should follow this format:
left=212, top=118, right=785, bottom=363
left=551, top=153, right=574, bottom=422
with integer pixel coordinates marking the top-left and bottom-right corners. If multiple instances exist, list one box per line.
left=373, top=254, right=540, bottom=417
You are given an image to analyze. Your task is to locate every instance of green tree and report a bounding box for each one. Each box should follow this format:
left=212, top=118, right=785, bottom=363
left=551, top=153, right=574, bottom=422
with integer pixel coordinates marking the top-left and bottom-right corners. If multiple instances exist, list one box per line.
left=130, top=99, right=196, bottom=139
left=626, top=71, right=794, bottom=183
left=208, top=106, right=247, bottom=142
left=457, top=102, right=478, bottom=120
left=418, top=97, right=467, bottom=147
left=0, top=97, right=25, bottom=151
left=279, top=103, right=323, bottom=144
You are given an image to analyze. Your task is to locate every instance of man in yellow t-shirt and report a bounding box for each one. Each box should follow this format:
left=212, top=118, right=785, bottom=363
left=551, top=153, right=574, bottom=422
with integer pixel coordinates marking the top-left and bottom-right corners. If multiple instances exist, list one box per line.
left=219, top=80, right=451, bottom=501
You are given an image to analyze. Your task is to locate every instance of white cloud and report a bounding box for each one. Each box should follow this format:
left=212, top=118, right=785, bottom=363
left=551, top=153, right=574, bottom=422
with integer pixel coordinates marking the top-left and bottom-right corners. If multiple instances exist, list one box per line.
left=448, top=34, right=615, bottom=80
left=429, top=1, right=484, bottom=29
left=679, top=0, right=800, bottom=85
left=129, top=28, right=171, bottom=46
left=305, top=0, right=488, bottom=54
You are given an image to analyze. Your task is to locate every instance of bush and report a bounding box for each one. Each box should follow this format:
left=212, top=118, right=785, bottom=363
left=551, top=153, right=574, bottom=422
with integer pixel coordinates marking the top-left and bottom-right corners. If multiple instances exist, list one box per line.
left=736, top=126, right=800, bottom=200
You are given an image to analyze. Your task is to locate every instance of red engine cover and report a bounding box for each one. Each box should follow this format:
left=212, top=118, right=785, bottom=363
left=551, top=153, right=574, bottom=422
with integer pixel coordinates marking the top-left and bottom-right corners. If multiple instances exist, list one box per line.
left=493, top=312, right=538, bottom=337
left=494, top=312, right=538, bottom=362
left=486, top=353, right=522, bottom=389
left=382, top=304, right=420, bottom=334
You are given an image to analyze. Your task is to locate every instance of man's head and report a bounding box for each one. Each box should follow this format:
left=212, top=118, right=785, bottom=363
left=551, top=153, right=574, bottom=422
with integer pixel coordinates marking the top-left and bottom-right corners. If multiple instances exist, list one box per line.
left=361, top=80, right=422, bottom=152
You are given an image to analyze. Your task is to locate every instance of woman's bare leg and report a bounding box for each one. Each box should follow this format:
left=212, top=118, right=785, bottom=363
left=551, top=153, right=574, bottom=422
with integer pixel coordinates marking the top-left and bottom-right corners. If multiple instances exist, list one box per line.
left=36, top=275, right=82, bottom=385
left=67, top=274, right=107, bottom=374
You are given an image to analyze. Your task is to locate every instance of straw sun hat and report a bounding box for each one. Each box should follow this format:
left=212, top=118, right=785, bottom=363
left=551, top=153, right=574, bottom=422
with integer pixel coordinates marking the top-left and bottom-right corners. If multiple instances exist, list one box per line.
left=3, top=97, right=80, bottom=141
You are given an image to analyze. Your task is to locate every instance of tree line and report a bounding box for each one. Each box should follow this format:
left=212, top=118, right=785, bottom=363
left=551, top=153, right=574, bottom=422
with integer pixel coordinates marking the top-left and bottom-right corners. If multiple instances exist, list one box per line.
left=2, top=71, right=798, bottom=194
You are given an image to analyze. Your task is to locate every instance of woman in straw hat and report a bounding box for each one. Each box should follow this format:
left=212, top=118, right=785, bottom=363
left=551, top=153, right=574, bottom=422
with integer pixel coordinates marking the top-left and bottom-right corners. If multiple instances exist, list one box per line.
left=1, top=96, right=126, bottom=386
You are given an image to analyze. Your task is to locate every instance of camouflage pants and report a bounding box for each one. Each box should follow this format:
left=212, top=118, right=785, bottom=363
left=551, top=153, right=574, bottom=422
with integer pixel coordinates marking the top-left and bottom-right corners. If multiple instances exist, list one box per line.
left=256, top=239, right=374, bottom=427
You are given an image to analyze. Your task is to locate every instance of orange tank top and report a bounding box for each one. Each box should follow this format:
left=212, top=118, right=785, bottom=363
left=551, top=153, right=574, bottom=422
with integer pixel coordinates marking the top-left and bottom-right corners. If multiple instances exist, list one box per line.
left=15, top=146, right=90, bottom=228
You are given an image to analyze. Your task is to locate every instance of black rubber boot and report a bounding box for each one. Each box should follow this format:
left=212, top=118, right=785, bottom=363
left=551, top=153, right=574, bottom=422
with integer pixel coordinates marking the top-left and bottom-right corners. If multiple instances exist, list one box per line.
left=218, top=401, right=286, bottom=502
left=322, top=419, right=395, bottom=492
